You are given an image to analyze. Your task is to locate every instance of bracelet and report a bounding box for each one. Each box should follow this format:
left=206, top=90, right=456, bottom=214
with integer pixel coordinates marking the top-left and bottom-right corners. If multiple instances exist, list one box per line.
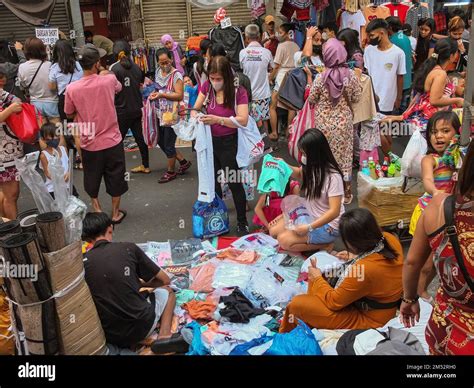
left=402, top=295, right=419, bottom=304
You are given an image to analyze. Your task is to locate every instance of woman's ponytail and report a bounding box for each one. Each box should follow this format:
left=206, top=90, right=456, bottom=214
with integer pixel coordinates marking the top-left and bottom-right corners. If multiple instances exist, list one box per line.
left=118, top=50, right=132, bottom=70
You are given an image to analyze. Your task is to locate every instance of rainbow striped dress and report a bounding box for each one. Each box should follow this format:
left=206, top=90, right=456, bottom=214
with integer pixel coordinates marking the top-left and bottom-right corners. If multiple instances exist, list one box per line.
left=418, top=154, right=455, bottom=209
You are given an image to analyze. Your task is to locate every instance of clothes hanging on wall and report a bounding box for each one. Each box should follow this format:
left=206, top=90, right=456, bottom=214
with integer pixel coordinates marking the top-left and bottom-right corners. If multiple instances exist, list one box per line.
left=406, top=3, right=430, bottom=39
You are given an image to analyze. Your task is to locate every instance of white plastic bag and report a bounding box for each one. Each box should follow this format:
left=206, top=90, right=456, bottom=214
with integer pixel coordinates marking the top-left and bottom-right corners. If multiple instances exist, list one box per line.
left=173, top=117, right=198, bottom=141
left=281, top=195, right=315, bottom=230
left=212, top=262, right=253, bottom=289
left=357, top=172, right=405, bottom=202
left=231, top=116, right=264, bottom=168
left=401, top=129, right=427, bottom=178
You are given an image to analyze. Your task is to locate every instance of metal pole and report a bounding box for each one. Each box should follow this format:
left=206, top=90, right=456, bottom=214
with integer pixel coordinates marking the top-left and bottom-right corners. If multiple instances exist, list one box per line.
left=461, top=5, right=474, bottom=146
left=69, top=0, right=85, bottom=47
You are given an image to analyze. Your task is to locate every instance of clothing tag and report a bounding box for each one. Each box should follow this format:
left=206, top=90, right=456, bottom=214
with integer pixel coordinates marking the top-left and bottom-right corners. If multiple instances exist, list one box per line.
left=394, top=10, right=398, bottom=17
left=221, top=17, right=232, bottom=29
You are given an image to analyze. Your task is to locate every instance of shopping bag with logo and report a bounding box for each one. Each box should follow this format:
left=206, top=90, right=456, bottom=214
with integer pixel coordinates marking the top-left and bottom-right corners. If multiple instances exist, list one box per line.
left=288, top=98, right=314, bottom=164
left=281, top=195, right=315, bottom=230
left=192, top=195, right=230, bottom=239
left=5, top=103, right=41, bottom=144
left=230, top=116, right=264, bottom=168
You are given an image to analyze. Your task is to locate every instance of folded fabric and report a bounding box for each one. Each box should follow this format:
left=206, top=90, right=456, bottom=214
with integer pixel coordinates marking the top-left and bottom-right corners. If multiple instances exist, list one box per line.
left=216, top=248, right=260, bottom=265
left=219, top=288, right=266, bottom=323
left=176, top=289, right=198, bottom=306
left=189, top=262, right=217, bottom=293
left=212, top=262, right=253, bottom=290
left=183, top=300, right=217, bottom=321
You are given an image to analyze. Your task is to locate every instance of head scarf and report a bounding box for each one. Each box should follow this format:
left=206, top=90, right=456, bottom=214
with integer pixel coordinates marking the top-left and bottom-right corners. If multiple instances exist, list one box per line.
left=161, top=34, right=184, bottom=75
left=321, top=38, right=351, bottom=106
left=214, top=8, right=227, bottom=24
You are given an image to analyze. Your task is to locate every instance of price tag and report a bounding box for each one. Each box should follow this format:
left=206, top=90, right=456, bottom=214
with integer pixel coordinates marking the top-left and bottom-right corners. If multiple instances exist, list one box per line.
left=220, top=17, right=232, bottom=29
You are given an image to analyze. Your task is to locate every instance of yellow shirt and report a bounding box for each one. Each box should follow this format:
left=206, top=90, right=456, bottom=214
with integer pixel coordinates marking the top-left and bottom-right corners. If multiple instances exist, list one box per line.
left=93, top=35, right=113, bottom=55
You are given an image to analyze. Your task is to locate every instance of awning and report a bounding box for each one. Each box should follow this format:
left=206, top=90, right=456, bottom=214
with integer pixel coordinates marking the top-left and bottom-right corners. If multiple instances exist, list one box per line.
left=187, top=0, right=239, bottom=10
left=0, top=0, right=56, bottom=26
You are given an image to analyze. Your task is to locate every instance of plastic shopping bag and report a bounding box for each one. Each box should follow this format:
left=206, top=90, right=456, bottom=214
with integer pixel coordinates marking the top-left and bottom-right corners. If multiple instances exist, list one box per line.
left=281, top=195, right=315, bottom=230
left=401, top=129, right=427, bottom=178
left=192, top=195, right=230, bottom=239
left=288, top=98, right=314, bottom=164
left=231, top=116, right=264, bottom=168
left=5, top=103, right=40, bottom=144
left=265, top=320, right=322, bottom=356
left=173, top=117, right=198, bottom=141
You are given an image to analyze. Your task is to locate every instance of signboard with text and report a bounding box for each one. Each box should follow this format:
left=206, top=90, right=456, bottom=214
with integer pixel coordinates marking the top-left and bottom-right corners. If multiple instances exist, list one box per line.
left=35, top=28, right=59, bottom=45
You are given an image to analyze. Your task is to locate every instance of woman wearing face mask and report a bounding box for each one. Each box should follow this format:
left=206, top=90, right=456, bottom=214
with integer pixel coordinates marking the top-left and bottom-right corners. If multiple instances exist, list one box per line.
left=161, top=34, right=186, bottom=75
left=446, top=16, right=469, bottom=73
left=269, top=128, right=344, bottom=252
left=150, top=48, right=191, bottom=184
left=383, top=39, right=464, bottom=132
left=297, top=26, right=324, bottom=68
left=308, top=38, right=362, bottom=204
left=193, top=55, right=250, bottom=236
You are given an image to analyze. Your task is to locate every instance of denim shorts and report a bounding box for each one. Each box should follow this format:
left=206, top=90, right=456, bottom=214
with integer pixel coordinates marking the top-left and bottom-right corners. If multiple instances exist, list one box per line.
left=32, top=101, right=60, bottom=119
left=308, top=224, right=339, bottom=245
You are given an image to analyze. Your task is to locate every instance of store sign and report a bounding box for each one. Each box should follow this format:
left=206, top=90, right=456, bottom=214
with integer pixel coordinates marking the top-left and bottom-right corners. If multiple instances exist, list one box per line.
left=220, top=17, right=232, bottom=29
left=35, top=28, right=59, bottom=45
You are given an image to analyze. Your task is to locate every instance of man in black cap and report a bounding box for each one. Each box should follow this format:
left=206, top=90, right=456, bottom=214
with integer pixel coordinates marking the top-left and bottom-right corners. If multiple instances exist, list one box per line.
left=64, top=45, right=128, bottom=225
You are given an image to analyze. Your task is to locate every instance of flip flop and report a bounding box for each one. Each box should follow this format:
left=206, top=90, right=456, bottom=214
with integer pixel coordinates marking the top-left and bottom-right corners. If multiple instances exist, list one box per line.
left=111, top=210, right=127, bottom=225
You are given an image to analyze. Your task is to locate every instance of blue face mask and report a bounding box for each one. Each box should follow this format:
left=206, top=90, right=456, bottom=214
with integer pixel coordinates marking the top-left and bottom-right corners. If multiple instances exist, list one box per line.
left=46, top=139, right=59, bottom=148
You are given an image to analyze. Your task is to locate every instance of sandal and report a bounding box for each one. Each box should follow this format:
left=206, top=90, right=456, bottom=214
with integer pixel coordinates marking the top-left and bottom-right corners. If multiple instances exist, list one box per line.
left=131, top=165, right=151, bottom=174
left=111, top=210, right=127, bottom=225
left=158, top=171, right=177, bottom=183
left=177, top=160, right=192, bottom=175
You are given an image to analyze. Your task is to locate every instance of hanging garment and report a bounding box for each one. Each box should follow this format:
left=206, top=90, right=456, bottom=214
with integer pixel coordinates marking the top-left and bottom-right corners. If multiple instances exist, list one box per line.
left=209, top=26, right=245, bottom=72
left=248, top=0, right=266, bottom=19
left=257, top=154, right=293, bottom=196
left=406, top=4, right=430, bottom=39
left=195, top=120, right=215, bottom=203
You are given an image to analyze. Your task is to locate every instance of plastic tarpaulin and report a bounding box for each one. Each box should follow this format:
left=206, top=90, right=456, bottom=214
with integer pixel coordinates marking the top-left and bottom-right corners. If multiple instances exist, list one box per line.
left=0, top=0, right=56, bottom=26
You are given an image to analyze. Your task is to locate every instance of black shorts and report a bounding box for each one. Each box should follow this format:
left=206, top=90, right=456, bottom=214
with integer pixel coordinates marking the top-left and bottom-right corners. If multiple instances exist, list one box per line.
left=81, top=142, right=128, bottom=198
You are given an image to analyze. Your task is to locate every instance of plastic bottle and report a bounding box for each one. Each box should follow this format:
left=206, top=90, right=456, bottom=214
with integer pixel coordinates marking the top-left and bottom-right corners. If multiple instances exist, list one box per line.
left=368, top=157, right=378, bottom=180
left=387, top=162, right=397, bottom=178
left=361, top=160, right=370, bottom=176
left=382, top=156, right=390, bottom=177
left=388, top=151, right=401, bottom=172
left=376, top=164, right=384, bottom=179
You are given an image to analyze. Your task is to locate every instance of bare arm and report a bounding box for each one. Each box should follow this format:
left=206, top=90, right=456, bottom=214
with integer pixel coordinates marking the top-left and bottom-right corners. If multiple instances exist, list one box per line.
left=254, top=195, right=270, bottom=229
left=0, top=102, right=22, bottom=122
left=152, top=79, right=184, bottom=102
left=421, top=155, right=438, bottom=195
left=309, top=195, right=342, bottom=230
left=429, top=72, right=463, bottom=107
left=141, top=270, right=171, bottom=288
left=269, top=63, right=281, bottom=82
left=39, top=153, right=52, bottom=180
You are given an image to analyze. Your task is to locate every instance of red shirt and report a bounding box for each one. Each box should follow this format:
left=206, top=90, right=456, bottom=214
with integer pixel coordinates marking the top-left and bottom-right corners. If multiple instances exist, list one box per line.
left=385, top=3, right=410, bottom=24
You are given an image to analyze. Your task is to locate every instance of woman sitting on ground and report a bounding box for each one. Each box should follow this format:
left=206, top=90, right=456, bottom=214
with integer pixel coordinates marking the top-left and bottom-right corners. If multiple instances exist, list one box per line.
left=280, top=208, right=404, bottom=333
left=269, top=128, right=344, bottom=252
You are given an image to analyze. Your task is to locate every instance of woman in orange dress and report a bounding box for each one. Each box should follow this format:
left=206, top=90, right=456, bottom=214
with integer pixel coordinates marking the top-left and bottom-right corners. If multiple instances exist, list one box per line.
left=280, top=208, right=403, bottom=333
left=401, top=141, right=474, bottom=355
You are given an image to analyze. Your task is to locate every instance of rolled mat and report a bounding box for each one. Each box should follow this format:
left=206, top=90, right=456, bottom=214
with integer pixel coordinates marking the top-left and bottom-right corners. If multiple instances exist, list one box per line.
left=36, top=212, right=66, bottom=253
left=0, top=220, right=21, bottom=238
left=43, top=241, right=107, bottom=355
left=0, top=233, right=59, bottom=355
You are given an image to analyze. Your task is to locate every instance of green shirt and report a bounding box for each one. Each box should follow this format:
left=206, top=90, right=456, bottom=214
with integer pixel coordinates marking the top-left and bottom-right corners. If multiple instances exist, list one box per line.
left=390, top=32, right=413, bottom=91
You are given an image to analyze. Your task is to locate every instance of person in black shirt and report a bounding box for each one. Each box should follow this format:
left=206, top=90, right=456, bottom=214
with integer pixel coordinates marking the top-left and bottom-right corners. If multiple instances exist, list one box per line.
left=82, top=212, right=186, bottom=353
left=110, top=41, right=150, bottom=174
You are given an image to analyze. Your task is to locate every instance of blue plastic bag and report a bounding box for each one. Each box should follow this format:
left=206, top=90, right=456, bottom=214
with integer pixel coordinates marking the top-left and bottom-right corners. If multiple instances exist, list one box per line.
left=185, top=321, right=209, bottom=356
left=192, top=195, right=230, bottom=239
left=265, top=320, right=322, bottom=356
left=229, top=335, right=274, bottom=356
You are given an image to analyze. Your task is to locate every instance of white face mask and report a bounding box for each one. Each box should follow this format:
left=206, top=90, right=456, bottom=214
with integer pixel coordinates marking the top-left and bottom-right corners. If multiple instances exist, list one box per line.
left=301, top=155, right=307, bottom=166
left=211, top=80, right=224, bottom=91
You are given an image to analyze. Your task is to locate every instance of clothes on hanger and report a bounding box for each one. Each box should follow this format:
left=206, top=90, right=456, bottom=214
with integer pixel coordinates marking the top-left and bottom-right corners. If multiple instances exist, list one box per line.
left=385, top=2, right=410, bottom=23
left=406, top=2, right=430, bottom=38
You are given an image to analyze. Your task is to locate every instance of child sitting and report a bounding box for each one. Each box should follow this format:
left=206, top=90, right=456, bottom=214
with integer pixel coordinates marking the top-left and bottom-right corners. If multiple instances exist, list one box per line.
left=39, top=122, right=78, bottom=199
left=253, top=179, right=300, bottom=231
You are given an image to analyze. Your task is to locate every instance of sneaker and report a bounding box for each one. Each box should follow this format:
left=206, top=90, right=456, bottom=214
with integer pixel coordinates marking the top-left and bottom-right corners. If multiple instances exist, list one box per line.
left=177, top=160, right=192, bottom=175
left=131, top=165, right=151, bottom=174
left=236, top=223, right=250, bottom=237
left=158, top=171, right=177, bottom=183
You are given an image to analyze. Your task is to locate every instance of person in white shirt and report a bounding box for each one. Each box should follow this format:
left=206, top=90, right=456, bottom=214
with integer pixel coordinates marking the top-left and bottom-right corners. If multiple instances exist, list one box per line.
left=340, top=10, right=366, bottom=45
left=268, top=23, right=300, bottom=143
left=364, top=18, right=406, bottom=154
left=240, top=24, right=274, bottom=135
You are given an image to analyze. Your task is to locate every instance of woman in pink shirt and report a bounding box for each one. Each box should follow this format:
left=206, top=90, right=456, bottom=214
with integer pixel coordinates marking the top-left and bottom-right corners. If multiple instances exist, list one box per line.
left=193, top=56, right=250, bottom=236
